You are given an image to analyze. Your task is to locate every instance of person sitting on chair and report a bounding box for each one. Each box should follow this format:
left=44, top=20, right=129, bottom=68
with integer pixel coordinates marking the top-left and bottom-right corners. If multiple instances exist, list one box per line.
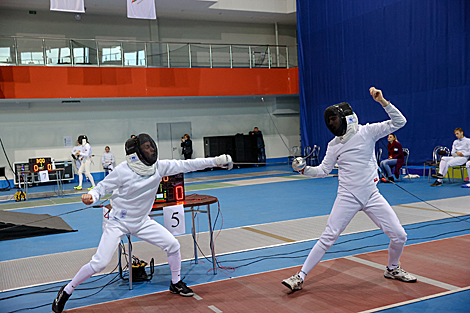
left=101, top=146, right=115, bottom=174
left=431, top=128, right=470, bottom=187
left=379, top=134, right=404, bottom=182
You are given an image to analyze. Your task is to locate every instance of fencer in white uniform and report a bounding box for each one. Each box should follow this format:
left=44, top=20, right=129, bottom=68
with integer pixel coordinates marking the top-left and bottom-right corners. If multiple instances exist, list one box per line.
left=282, top=87, right=417, bottom=292
left=75, top=135, right=96, bottom=190
left=431, top=128, right=470, bottom=187
left=101, top=146, right=115, bottom=173
left=52, top=133, right=233, bottom=313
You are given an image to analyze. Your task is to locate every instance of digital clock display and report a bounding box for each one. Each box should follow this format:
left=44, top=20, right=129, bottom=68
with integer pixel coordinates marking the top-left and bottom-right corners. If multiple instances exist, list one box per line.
left=28, top=157, right=52, bottom=172
left=155, top=173, right=185, bottom=203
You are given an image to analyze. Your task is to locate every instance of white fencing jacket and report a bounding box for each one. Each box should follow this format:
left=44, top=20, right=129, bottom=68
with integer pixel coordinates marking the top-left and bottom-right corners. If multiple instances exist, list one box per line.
left=101, top=152, right=115, bottom=167
left=88, top=158, right=216, bottom=224
left=451, top=137, right=470, bottom=158
left=303, top=104, right=406, bottom=205
left=79, top=143, right=92, bottom=160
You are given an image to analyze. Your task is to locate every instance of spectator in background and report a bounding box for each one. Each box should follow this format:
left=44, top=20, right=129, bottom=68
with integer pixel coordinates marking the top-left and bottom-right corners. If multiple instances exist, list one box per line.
left=101, top=146, right=115, bottom=174
left=181, top=134, right=193, bottom=160
left=379, top=134, right=404, bottom=182
left=249, top=127, right=266, bottom=164
left=431, top=127, right=470, bottom=187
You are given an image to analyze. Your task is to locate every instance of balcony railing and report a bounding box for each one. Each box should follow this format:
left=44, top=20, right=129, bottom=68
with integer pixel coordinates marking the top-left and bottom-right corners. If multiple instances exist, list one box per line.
left=0, top=36, right=298, bottom=69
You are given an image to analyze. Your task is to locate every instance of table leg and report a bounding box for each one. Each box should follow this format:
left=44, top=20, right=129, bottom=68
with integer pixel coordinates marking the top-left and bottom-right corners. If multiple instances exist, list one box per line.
left=127, top=234, right=133, bottom=290
left=206, top=204, right=217, bottom=275
left=191, top=210, right=198, bottom=264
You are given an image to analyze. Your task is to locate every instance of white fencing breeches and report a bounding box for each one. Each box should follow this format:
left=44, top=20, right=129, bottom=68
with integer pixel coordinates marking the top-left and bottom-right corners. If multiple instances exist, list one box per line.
left=300, top=189, right=407, bottom=279
left=438, top=156, right=468, bottom=182
left=77, top=158, right=95, bottom=187
left=89, top=217, right=180, bottom=273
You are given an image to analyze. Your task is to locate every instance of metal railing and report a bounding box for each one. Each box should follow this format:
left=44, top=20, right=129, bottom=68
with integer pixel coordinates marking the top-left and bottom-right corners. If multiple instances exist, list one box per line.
left=0, top=36, right=298, bottom=69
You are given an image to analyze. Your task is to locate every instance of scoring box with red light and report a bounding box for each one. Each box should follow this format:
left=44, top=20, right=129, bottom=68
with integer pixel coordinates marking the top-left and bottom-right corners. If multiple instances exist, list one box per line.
left=28, top=157, right=52, bottom=172
left=155, top=173, right=185, bottom=203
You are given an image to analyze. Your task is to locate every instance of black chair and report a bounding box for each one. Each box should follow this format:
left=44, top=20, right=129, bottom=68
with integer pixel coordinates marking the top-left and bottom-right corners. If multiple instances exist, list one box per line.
left=423, top=146, right=449, bottom=182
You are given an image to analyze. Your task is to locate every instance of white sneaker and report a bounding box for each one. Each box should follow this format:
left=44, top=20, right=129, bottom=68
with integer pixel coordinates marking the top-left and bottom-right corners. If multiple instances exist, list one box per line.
left=384, top=265, right=417, bottom=283
left=282, top=273, right=303, bottom=291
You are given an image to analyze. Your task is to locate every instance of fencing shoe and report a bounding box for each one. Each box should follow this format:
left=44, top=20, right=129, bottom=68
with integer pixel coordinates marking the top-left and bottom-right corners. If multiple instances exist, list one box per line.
left=462, top=183, right=470, bottom=188
left=170, top=280, right=194, bottom=297
left=432, top=173, right=444, bottom=179
left=384, top=266, right=417, bottom=283
left=52, top=284, right=71, bottom=313
left=431, top=180, right=442, bottom=187
left=74, top=186, right=82, bottom=190
left=282, top=273, right=304, bottom=291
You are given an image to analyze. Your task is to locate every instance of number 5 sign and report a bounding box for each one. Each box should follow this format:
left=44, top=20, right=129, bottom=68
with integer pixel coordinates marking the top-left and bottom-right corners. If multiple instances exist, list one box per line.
left=163, top=204, right=185, bottom=235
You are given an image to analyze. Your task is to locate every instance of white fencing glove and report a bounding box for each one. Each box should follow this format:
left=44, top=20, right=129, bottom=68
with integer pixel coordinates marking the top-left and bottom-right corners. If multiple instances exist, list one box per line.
left=214, top=154, right=233, bottom=170
left=292, top=157, right=306, bottom=173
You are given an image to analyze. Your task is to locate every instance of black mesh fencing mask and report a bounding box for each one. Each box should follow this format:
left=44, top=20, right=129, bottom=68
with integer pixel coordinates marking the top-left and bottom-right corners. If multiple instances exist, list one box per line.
left=125, top=133, right=158, bottom=166
left=324, top=102, right=354, bottom=137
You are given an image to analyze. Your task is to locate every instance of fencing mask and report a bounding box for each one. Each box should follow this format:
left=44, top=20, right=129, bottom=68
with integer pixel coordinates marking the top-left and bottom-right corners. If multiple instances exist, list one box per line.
left=125, top=134, right=158, bottom=176
left=324, top=102, right=358, bottom=143
left=78, top=135, right=88, bottom=146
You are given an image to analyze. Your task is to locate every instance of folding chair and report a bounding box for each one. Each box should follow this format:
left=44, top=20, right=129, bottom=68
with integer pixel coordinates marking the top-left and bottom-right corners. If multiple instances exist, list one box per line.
left=423, top=146, right=449, bottom=182
left=402, top=148, right=411, bottom=180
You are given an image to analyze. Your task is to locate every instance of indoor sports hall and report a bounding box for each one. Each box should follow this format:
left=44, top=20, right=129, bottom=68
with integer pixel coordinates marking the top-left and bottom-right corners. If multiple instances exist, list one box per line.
left=0, top=1, right=468, bottom=313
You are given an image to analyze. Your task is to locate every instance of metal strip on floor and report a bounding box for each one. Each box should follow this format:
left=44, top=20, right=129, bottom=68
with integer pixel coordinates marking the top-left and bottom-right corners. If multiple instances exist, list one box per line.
left=1, top=196, right=468, bottom=292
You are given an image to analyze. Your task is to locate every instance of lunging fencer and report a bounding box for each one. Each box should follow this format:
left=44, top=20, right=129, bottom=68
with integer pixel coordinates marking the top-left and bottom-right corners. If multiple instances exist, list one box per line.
left=282, top=87, right=417, bottom=292
left=74, top=135, right=96, bottom=191
left=52, top=133, right=233, bottom=313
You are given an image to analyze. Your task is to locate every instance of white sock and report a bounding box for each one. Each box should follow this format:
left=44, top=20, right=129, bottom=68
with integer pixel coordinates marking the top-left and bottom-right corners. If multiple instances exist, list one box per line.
left=167, top=250, right=181, bottom=284
left=78, top=174, right=83, bottom=187
left=64, top=263, right=95, bottom=295
left=299, top=242, right=327, bottom=281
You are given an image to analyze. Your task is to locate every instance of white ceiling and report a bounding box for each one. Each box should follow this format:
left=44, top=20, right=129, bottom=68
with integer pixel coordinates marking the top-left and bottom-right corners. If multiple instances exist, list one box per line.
left=0, top=0, right=297, bottom=24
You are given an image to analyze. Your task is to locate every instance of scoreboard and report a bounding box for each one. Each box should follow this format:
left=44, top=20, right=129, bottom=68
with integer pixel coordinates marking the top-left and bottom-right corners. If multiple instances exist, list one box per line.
left=155, top=173, right=185, bottom=203
left=28, top=157, right=52, bottom=172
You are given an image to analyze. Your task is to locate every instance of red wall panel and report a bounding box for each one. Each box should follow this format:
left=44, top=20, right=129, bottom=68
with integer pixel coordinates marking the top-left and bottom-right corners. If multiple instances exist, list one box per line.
left=0, top=66, right=298, bottom=99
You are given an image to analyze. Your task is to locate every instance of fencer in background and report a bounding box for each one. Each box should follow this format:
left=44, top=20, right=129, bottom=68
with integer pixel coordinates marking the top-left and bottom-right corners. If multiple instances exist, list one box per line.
left=74, top=135, right=96, bottom=191
left=430, top=127, right=470, bottom=187
left=282, top=87, right=417, bottom=293
left=101, top=146, right=115, bottom=175
left=52, top=133, right=233, bottom=313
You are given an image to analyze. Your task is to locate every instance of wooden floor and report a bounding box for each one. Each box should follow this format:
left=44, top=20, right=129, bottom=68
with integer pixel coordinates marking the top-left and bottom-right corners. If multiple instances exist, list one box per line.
left=68, top=235, right=470, bottom=313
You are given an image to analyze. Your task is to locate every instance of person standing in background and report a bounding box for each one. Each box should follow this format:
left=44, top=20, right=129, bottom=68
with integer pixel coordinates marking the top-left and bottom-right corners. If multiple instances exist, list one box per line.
left=181, top=134, right=193, bottom=160
left=249, top=127, right=266, bottom=164
left=74, top=135, right=96, bottom=191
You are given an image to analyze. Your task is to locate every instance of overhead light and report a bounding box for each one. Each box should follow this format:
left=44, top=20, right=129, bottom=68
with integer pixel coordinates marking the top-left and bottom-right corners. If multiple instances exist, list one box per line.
left=74, top=14, right=82, bottom=21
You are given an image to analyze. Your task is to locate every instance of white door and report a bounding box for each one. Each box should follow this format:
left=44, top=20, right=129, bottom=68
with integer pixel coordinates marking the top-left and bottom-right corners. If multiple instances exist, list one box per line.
left=157, top=122, right=192, bottom=160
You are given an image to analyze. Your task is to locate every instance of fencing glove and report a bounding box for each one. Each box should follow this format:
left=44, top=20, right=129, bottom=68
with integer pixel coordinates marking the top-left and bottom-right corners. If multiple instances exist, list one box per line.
left=214, top=154, right=233, bottom=170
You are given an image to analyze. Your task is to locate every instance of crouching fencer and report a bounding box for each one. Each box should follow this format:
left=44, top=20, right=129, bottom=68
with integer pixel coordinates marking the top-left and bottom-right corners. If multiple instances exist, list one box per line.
left=52, top=133, right=233, bottom=313
left=282, top=87, right=417, bottom=292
